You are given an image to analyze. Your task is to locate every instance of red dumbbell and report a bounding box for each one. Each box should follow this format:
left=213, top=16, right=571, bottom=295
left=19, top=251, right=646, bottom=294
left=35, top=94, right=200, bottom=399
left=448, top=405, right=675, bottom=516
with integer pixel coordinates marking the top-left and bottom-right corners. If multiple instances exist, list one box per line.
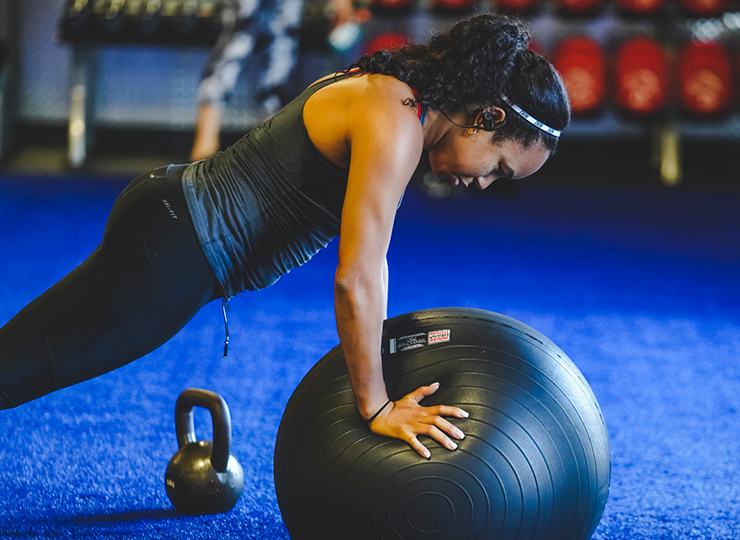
left=552, top=37, right=607, bottom=115
left=364, top=32, right=410, bottom=55
left=555, top=0, right=603, bottom=15
left=495, top=0, right=542, bottom=12
left=681, top=0, right=729, bottom=17
left=618, top=0, right=667, bottom=15
left=614, top=38, right=670, bottom=115
left=678, top=42, right=732, bottom=116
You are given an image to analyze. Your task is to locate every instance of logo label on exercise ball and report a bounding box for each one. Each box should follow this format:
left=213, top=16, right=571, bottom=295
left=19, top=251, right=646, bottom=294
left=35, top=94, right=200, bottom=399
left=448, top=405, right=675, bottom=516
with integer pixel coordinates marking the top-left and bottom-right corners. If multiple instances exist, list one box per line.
left=389, top=330, right=451, bottom=354
left=428, top=329, right=451, bottom=344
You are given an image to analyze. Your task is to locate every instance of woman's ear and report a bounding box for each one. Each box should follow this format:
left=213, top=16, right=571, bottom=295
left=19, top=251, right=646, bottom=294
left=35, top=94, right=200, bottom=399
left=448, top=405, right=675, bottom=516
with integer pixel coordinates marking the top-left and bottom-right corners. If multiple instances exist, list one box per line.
left=476, top=107, right=506, bottom=132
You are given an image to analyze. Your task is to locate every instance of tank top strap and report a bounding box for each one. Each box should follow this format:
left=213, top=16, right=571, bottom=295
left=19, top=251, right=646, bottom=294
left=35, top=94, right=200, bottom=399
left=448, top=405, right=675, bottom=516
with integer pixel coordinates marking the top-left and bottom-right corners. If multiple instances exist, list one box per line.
left=410, top=87, right=428, bottom=126
left=318, top=72, right=428, bottom=126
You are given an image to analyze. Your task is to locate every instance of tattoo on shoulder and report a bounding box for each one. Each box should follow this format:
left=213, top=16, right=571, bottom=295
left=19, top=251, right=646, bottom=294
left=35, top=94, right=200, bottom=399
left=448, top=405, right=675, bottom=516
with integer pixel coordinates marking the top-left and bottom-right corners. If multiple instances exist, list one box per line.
left=402, top=98, right=417, bottom=109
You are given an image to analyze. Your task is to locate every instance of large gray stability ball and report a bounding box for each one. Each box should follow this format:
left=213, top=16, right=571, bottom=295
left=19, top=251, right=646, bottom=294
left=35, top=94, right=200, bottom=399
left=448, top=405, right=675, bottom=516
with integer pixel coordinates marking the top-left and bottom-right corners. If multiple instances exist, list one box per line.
left=274, top=308, right=610, bottom=540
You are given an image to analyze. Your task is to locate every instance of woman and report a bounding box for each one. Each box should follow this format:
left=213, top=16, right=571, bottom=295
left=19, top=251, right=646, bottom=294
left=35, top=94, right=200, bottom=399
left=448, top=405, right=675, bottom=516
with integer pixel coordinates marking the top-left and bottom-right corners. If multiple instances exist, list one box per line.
left=0, top=13, right=569, bottom=459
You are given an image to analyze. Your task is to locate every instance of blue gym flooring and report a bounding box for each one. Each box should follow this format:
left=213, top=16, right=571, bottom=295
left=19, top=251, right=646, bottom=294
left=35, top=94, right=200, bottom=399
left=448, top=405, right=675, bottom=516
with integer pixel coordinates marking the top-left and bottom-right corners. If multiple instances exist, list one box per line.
left=1, top=172, right=738, bottom=539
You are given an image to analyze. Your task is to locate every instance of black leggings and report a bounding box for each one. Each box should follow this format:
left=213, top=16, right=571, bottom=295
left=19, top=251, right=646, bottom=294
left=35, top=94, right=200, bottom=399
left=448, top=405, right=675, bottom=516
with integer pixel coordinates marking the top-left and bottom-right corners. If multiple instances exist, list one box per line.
left=0, top=165, right=223, bottom=409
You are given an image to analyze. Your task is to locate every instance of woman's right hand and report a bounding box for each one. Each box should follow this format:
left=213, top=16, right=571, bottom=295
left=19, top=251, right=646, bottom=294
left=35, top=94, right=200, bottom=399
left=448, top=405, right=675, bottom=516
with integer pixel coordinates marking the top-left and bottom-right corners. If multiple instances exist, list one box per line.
left=368, top=382, right=469, bottom=459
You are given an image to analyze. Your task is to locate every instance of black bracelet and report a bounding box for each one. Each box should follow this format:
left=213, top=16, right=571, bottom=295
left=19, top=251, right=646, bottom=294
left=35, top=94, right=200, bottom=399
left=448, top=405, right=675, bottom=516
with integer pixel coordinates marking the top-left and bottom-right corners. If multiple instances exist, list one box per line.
left=365, top=399, right=392, bottom=425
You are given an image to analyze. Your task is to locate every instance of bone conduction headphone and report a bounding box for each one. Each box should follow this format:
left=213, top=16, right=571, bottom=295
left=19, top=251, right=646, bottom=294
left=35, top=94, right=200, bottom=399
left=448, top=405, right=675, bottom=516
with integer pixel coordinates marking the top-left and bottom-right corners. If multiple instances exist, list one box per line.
left=500, top=94, right=561, bottom=138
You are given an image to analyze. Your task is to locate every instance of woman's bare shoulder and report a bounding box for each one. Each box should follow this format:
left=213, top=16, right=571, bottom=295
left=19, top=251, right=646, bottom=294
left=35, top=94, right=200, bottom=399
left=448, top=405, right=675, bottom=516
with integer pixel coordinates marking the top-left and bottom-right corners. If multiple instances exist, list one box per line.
left=307, top=71, right=413, bottom=102
left=304, top=72, right=423, bottom=169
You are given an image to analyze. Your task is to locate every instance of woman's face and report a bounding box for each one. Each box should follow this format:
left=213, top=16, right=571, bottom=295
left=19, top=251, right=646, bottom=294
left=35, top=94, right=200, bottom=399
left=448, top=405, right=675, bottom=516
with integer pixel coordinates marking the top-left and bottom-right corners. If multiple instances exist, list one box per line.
left=428, top=131, right=551, bottom=189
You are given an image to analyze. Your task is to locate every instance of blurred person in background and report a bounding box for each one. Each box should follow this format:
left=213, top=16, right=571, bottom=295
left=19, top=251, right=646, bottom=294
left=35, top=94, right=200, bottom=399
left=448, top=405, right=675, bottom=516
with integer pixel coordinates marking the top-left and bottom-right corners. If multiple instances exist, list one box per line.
left=2, top=13, right=569, bottom=458
left=191, top=0, right=356, bottom=161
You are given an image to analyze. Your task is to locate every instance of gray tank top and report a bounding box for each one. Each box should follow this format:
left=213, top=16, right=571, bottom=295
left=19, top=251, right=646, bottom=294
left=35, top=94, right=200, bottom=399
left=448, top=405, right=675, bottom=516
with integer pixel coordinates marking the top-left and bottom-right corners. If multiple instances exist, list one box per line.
left=183, top=73, right=353, bottom=297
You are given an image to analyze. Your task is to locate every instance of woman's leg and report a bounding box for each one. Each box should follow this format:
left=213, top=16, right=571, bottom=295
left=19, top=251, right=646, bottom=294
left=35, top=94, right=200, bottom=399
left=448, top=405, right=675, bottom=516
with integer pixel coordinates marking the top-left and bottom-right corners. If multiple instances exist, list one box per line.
left=0, top=165, right=223, bottom=409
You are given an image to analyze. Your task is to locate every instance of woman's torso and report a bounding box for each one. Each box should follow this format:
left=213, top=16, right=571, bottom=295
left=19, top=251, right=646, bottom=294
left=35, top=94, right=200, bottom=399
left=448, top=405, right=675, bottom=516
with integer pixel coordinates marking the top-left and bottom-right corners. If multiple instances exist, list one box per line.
left=182, top=72, right=423, bottom=297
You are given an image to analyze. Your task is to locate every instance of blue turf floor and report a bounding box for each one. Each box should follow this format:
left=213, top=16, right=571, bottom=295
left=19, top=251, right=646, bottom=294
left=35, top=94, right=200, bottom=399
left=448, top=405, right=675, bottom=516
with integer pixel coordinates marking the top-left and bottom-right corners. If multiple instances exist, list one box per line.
left=0, top=174, right=738, bottom=539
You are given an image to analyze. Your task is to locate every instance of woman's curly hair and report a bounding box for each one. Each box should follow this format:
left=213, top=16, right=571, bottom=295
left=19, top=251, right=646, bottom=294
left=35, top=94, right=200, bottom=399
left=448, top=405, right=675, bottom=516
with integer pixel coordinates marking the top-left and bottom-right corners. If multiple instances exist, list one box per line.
left=350, top=13, right=570, bottom=151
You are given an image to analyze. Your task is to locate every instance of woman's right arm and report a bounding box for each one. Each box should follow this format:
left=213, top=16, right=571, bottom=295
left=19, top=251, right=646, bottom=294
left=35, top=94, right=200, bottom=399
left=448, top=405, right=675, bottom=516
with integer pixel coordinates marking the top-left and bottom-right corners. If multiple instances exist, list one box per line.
left=332, top=83, right=467, bottom=458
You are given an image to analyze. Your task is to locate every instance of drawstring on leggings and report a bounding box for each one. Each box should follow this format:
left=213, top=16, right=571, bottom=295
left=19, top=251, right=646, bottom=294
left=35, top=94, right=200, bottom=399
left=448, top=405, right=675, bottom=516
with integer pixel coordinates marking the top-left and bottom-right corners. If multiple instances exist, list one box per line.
left=222, top=298, right=230, bottom=358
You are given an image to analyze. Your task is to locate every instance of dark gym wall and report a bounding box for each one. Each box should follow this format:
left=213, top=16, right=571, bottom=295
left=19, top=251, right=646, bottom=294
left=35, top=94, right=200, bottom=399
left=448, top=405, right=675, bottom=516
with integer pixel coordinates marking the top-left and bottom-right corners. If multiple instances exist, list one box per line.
left=5, top=0, right=738, bottom=183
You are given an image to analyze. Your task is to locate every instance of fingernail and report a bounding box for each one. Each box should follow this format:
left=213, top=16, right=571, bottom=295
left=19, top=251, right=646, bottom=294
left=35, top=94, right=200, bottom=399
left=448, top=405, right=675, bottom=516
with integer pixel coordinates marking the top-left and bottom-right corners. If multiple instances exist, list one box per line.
left=456, top=430, right=465, bottom=439
left=460, top=410, right=469, bottom=418
left=448, top=441, right=458, bottom=450
left=431, top=382, right=440, bottom=387
left=424, top=451, right=431, bottom=460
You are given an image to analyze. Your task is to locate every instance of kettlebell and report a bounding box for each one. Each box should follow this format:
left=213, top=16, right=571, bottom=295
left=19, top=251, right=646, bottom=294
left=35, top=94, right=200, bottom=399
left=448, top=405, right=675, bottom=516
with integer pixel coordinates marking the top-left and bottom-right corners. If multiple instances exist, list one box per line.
left=165, top=388, right=244, bottom=515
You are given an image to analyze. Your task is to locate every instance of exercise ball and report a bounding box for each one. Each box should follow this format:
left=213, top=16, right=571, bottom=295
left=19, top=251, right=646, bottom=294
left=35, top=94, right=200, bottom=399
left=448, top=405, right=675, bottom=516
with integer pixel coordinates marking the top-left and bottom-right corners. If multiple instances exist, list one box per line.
left=274, top=308, right=610, bottom=540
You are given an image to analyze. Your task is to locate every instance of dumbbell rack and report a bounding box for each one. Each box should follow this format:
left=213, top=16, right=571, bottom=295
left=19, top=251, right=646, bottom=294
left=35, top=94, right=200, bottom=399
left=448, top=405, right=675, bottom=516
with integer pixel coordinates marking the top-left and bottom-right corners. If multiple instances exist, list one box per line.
left=57, top=0, right=739, bottom=181
left=360, top=0, right=740, bottom=184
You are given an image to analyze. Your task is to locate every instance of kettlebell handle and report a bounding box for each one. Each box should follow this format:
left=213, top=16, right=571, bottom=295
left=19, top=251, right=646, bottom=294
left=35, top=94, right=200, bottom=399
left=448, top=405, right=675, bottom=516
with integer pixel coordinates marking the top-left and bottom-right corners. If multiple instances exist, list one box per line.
left=175, top=388, right=232, bottom=473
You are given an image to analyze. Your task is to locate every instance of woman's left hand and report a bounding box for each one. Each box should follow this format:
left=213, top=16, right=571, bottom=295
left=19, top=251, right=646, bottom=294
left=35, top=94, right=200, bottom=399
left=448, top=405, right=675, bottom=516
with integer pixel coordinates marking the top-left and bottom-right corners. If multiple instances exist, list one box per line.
left=368, top=382, right=469, bottom=459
